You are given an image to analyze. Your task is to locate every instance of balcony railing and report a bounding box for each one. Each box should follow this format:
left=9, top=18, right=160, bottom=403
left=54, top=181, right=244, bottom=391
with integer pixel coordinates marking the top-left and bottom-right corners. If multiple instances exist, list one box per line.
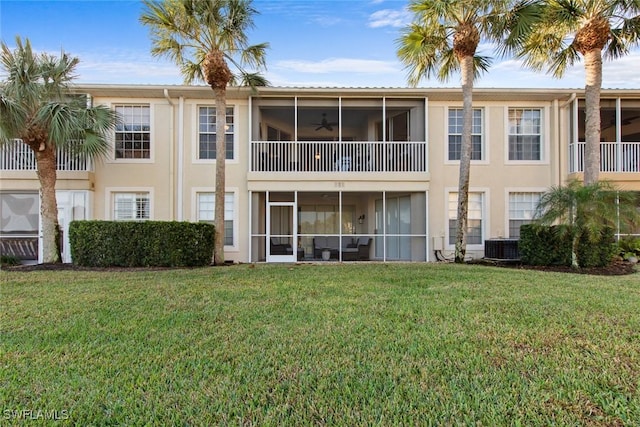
left=1, top=139, right=92, bottom=172
left=569, top=142, right=640, bottom=173
left=251, top=141, right=428, bottom=173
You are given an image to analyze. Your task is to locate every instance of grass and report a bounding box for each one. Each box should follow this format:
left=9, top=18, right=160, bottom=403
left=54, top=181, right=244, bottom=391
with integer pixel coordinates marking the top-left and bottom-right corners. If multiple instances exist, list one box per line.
left=1, top=263, right=639, bottom=425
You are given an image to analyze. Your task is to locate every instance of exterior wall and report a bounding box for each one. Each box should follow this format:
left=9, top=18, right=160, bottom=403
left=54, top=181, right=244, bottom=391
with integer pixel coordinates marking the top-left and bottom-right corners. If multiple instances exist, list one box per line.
left=2, top=85, right=639, bottom=263
left=92, top=98, right=174, bottom=222
left=180, top=98, right=251, bottom=263
left=427, top=99, right=561, bottom=260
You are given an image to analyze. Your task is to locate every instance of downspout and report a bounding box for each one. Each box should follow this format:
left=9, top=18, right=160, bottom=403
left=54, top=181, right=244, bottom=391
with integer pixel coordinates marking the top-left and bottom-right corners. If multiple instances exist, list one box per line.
left=163, top=89, right=175, bottom=220
left=553, top=98, right=560, bottom=186
left=559, top=93, right=577, bottom=185
left=177, top=96, right=184, bottom=220
left=560, top=92, right=577, bottom=108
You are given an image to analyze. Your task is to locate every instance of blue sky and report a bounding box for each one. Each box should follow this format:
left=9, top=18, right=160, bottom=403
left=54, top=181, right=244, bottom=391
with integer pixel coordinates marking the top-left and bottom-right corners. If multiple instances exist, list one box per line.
left=2, top=0, right=640, bottom=89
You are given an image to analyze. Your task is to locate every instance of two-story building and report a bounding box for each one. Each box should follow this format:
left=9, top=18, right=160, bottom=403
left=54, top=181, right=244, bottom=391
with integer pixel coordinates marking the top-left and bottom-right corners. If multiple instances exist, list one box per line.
left=1, top=85, right=639, bottom=263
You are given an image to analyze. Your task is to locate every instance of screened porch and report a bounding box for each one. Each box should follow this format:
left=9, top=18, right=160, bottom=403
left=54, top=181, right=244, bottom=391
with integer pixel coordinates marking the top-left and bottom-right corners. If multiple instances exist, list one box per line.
left=250, top=96, right=428, bottom=174
left=249, top=191, right=428, bottom=263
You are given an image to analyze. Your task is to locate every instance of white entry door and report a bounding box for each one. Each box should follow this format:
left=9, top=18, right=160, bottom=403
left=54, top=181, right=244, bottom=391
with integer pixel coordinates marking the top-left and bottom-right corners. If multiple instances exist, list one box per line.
left=267, top=202, right=297, bottom=262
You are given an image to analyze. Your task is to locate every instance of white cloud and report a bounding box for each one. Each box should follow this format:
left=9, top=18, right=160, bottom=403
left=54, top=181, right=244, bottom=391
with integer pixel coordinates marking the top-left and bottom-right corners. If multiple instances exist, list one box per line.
left=76, top=52, right=183, bottom=84
left=275, top=57, right=400, bottom=74
left=600, top=53, right=640, bottom=88
left=368, top=9, right=412, bottom=28
left=483, top=51, right=640, bottom=88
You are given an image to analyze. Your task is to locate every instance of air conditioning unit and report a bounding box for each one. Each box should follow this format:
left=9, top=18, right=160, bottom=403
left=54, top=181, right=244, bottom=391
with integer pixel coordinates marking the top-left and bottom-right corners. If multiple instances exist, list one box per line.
left=484, top=239, right=520, bottom=261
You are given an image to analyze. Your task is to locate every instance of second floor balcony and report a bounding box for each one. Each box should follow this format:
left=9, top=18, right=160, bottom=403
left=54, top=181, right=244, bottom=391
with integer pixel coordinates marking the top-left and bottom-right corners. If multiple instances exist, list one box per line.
left=0, top=139, right=92, bottom=172
left=250, top=95, right=428, bottom=174
left=250, top=140, right=427, bottom=173
left=569, top=142, right=640, bottom=174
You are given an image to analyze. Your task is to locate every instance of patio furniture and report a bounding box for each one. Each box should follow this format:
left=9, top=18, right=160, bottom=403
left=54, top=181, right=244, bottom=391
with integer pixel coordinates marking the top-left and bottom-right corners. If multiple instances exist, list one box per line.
left=270, top=237, right=293, bottom=255
left=342, top=237, right=371, bottom=261
left=313, top=236, right=340, bottom=259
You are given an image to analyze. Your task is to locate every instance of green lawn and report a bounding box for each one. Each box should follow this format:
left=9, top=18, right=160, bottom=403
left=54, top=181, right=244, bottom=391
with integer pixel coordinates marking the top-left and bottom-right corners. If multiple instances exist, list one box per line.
left=1, top=263, right=639, bottom=425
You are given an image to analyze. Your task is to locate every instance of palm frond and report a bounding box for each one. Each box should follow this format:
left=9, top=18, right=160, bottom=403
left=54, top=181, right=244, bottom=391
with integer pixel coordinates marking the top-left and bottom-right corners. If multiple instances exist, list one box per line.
left=232, top=72, right=270, bottom=89
left=180, top=61, right=204, bottom=85
left=239, top=43, right=269, bottom=69
left=492, top=0, right=544, bottom=57
left=535, top=180, right=639, bottom=241
left=605, top=15, right=640, bottom=59
left=0, top=90, right=28, bottom=144
left=437, top=48, right=460, bottom=81
left=473, top=55, right=492, bottom=78
left=397, top=22, right=450, bottom=86
left=140, top=0, right=268, bottom=88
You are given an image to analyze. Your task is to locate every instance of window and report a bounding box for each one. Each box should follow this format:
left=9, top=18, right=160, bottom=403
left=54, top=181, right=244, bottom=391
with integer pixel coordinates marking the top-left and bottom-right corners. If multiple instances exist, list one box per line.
left=199, top=107, right=234, bottom=160
left=113, top=193, right=150, bottom=220
left=197, top=192, right=235, bottom=245
left=509, top=108, right=542, bottom=160
left=448, top=192, right=483, bottom=245
left=376, top=195, right=411, bottom=260
left=448, top=108, right=483, bottom=160
left=509, top=192, right=541, bottom=238
left=115, top=105, right=150, bottom=159
left=0, top=192, right=39, bottom=234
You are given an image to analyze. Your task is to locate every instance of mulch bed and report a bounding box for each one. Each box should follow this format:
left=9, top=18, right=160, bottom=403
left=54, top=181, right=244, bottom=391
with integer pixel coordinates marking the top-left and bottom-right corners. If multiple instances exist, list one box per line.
left=3, top=260, right=638, bottom=276
left=475, top=258, right=638, bottom=276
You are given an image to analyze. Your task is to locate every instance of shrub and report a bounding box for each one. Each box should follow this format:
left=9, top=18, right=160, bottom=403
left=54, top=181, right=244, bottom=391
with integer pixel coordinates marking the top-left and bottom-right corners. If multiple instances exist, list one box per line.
left=616, top=237, right=640, bottom=260
left=69, top=221, right=214, bottom=267
left=519, top=224, right=570, bottom=266
left=520, top=224, right=615, bottom=268
left=1, top=254, right=21, bottom=267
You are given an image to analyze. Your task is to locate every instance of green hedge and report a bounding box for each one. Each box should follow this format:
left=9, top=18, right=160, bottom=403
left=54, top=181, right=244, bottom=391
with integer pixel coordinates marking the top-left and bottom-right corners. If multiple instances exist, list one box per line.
left=69, top=221, right=214, bottom=267
left=519, top=224, right=615, bottom=268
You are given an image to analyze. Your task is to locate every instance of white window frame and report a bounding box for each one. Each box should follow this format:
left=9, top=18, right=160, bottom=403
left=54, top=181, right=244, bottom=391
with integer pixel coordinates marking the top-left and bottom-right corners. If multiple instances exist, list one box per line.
left=105, top=187, right=154, bottom=221
left=192, top=104, right=237, bottom=164
left=191, top=187, right=238, bottom=251
left=112, top=104, right=154, bottom=163
left=446, top=188, right=488, bottom=251
left=446, top=107, right=486, bottom=163
left=506, top=189, right=545, bottom=239
left=505, top=106, right=549, bottom=164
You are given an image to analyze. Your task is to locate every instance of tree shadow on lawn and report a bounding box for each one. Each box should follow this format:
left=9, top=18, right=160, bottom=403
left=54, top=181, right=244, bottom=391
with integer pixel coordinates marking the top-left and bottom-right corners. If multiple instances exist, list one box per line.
left=471, top=258, right=638, bottom=276
left=2, top=259, right=638, bottom=275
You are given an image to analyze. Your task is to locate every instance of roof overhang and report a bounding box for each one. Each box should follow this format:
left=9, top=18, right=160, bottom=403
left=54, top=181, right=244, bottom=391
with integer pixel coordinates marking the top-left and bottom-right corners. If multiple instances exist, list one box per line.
left=71, top=83, right=639, bottom=103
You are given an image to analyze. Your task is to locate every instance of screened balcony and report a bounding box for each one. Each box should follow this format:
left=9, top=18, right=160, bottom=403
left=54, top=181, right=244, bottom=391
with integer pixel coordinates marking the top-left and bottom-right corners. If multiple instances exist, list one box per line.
left=569, top=98, right=640, bottom=174
left=569, top=142, right=640, bottom=173
left=250, top=96, right=428, bottom=173
left=0, top=139, right=92, bottom=172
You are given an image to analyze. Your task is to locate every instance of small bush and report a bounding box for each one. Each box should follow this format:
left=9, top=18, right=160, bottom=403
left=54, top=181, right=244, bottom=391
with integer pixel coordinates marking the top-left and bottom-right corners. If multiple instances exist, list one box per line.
left=520, top=224, right=615, bottom=268
left=1, top=254, right=21, bottom=267
left=69, top=221, right=214, bottom=267
left=616, top=237, right=640, bottom=260
left=519, top=224, right=570, bottom=266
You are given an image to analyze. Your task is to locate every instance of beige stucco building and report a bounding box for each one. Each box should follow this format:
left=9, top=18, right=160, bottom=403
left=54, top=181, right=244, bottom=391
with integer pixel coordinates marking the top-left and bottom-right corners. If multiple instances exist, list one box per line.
left=2, top=85, right=639, bottom=263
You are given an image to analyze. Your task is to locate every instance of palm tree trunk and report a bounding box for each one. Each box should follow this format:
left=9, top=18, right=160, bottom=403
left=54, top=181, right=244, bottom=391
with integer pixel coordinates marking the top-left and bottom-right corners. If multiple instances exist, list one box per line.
left=35, top=145, right=62, bottom=263
left=213, top=87, right=227, bottom=266
left=583, top=49, right=602, bottom=185
left=455, top=55, right=474, bottom=263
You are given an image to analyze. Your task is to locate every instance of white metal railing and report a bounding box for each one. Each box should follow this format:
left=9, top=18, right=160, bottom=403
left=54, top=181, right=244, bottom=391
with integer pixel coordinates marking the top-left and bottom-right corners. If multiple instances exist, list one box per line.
left=570, top=142, right=640, bottom=173
left=1, top=139, right=92, bottom=172
left=251, top=141, right=428, bottom=173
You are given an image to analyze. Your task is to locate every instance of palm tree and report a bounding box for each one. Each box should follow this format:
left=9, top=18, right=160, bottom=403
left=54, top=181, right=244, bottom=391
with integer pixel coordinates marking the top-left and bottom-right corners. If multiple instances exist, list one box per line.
left=518, top=0, right=640, bottom=185
left=535, top=179, right=639, bottom=268
left=140, top=0, right=268, bottom=265
left=0, top=37, right=118, bottom=264
left=397, top=0, right=540, bottom=262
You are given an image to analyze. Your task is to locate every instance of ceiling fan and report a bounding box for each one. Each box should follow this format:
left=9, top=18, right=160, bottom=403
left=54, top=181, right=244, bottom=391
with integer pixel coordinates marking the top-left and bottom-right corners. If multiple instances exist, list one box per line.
left=313, top=113, right=338, bottom=131
left=602, top=115, right=640, bottom=130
